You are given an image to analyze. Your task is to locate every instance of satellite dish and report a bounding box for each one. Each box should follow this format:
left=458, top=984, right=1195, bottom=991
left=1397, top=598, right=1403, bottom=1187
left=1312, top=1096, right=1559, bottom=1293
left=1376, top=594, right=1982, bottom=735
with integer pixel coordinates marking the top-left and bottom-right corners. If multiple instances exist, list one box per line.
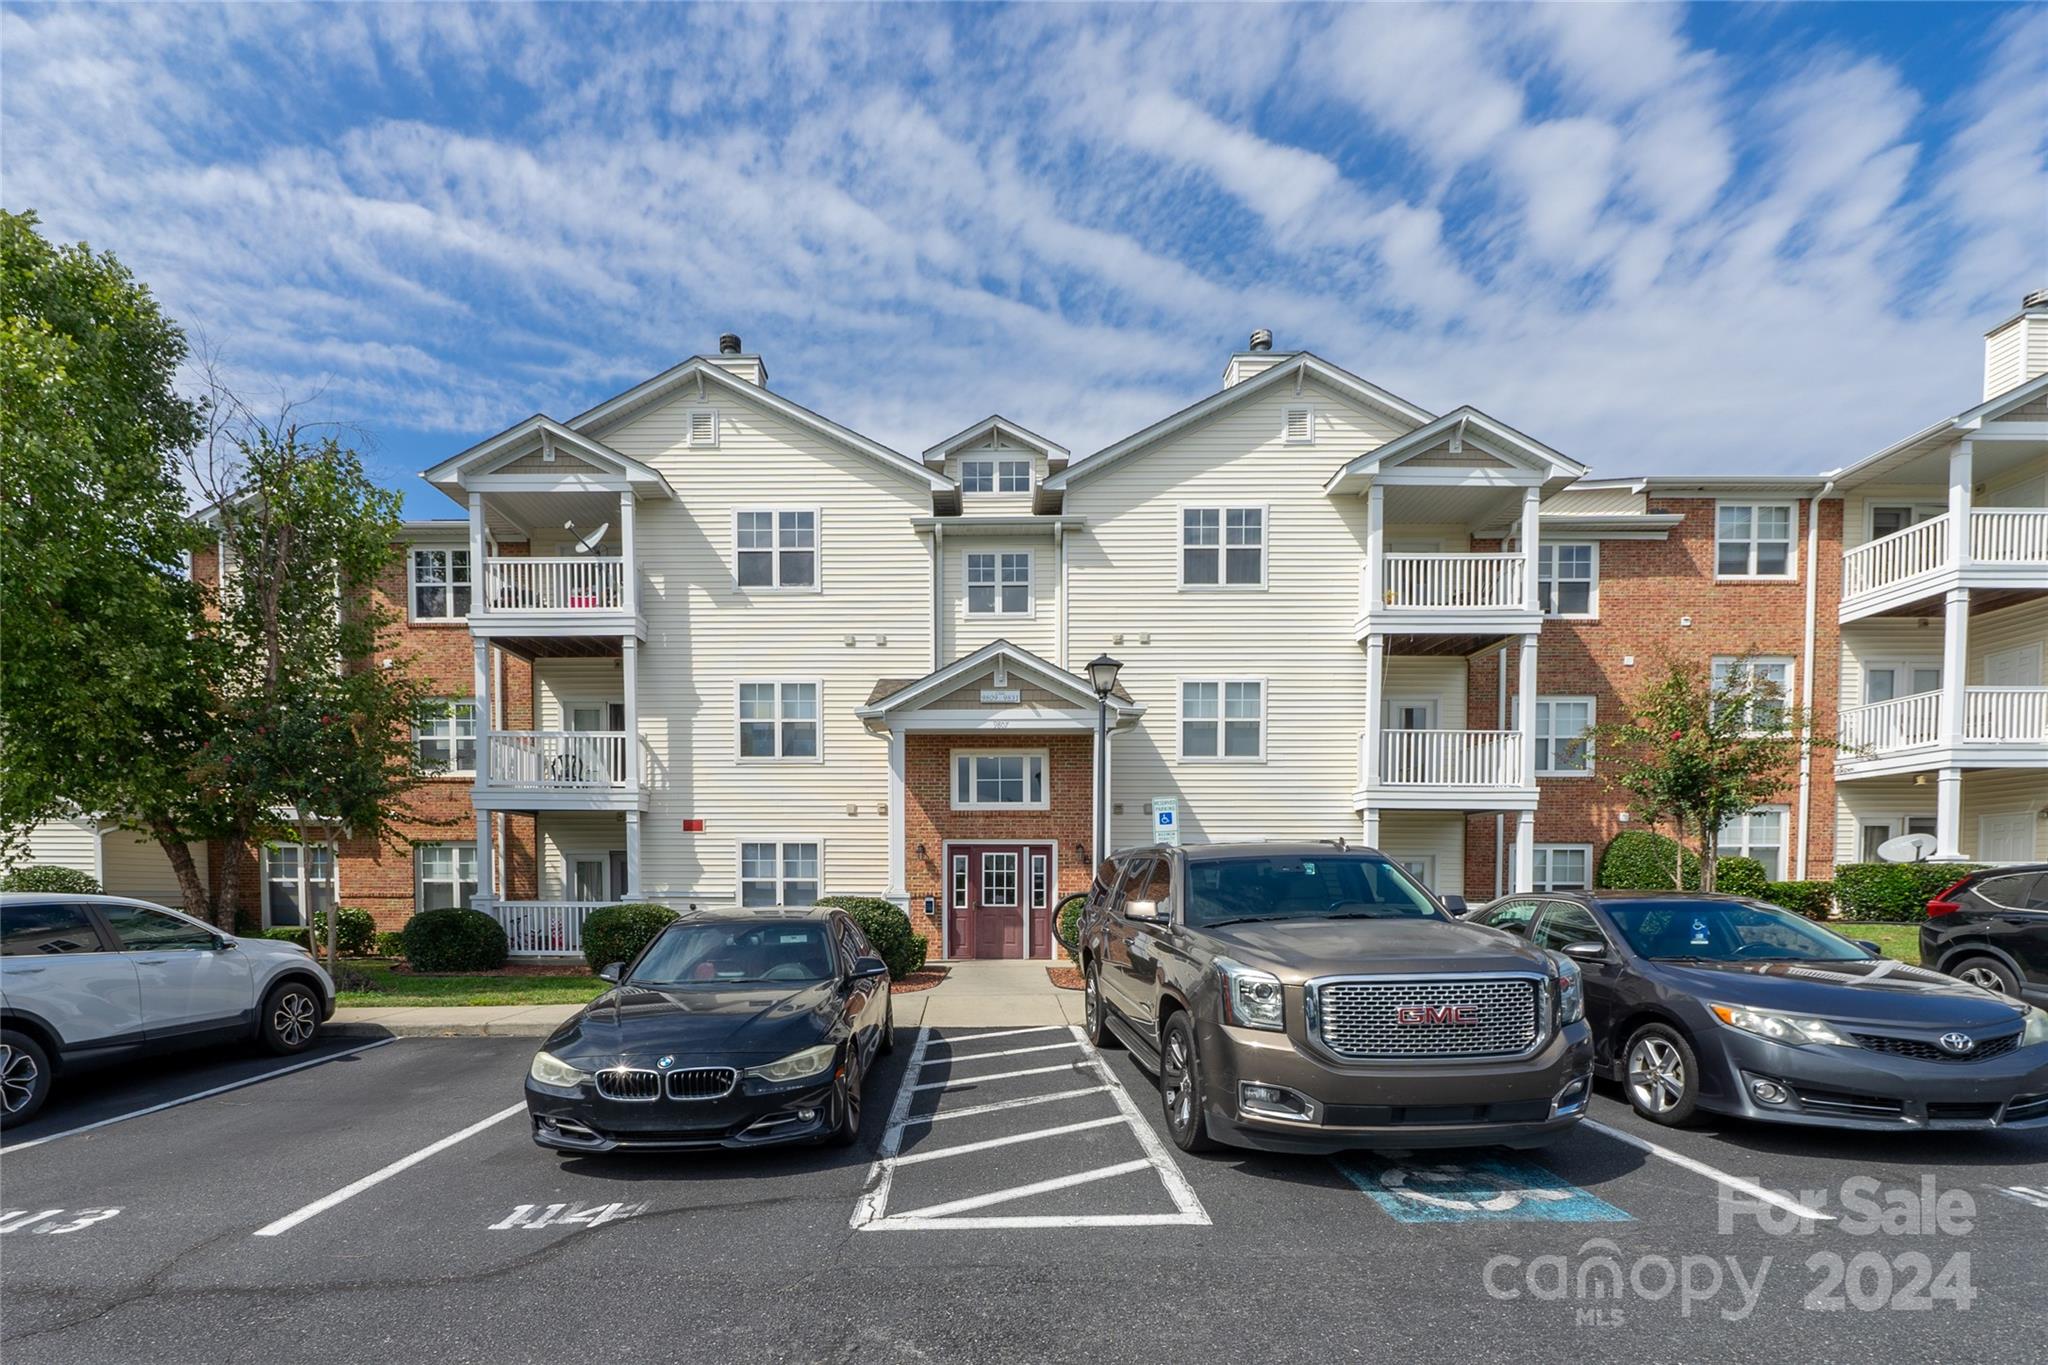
left=1877, top=833, right=1938, bottom=863
left=564, top=521, right=610, bottom=555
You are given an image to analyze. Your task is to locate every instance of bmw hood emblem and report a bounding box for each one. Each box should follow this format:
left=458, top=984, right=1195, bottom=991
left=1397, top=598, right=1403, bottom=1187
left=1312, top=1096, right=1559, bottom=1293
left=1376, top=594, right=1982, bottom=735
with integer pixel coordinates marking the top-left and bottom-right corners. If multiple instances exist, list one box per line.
left=657, top=1055, right=675, bottom=1069
left=1937, top=1032, right=1975, bottom=1055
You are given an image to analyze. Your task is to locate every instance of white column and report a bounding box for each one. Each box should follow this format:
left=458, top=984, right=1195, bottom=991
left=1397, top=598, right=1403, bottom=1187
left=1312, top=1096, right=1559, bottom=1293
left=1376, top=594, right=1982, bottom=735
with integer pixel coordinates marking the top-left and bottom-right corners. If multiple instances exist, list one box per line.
left=467, top=492, right=487, bottom=616
left=1935, top=767, right=1965, bottom=861
left=1363, top=633, right=1386, bottom=788
left=1939, top=588, right=1970, bottom=746
left=1365, top=482, right=1385, bottom=613
left=472, top=637, right=494, bottom=904
left=932, top=525, right=945, bottom=670
left=623, top=810, right=641, bottom=900
left=886, top=728, right=907, bottom=902
left=621, top=636, right=640, bottom=790
left=1520, top=486, right=1542, bottom=612
left=1513, top=810, right=1536, bottom=893
left=1361, top=808, right=1381, bottom=849
left=1948, top=439, right=1973, bottom=568
left=1055, top=525, right=1068, bottom=670
left=1515, top=632, right=1539, bottom=787
left=619, top=489, right=637, bottom=615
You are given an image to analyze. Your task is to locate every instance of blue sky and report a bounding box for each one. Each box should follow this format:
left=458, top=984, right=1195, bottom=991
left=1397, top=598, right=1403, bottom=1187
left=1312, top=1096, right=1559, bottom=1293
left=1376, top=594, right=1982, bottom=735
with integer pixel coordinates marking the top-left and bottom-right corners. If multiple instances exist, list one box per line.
left=4, top=2, right=2043, bottom=517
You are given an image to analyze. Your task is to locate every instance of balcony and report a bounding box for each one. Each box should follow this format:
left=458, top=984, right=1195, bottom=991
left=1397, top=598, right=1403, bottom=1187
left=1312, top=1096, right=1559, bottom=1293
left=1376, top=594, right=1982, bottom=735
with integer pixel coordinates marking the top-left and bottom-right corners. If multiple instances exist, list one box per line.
left=470, top=555, right=640, bottom=640
left=1838, top=686, right=2048, bottom=775
left=1355, top=728, right=1534, bottom=810
left=474, top=730, right=644, bottom=811
left=485, top=900, right=621, bottom=958
left=1840, top=509, right=2048, bottom=620
left=1355, top=552, right=1536, bottom=640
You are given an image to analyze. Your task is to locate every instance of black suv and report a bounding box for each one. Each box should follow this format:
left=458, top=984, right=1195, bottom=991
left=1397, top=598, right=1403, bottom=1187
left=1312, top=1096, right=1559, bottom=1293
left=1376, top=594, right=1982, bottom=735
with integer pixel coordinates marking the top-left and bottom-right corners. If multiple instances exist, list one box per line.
left=1921, top=865, right=2048, bottom=1005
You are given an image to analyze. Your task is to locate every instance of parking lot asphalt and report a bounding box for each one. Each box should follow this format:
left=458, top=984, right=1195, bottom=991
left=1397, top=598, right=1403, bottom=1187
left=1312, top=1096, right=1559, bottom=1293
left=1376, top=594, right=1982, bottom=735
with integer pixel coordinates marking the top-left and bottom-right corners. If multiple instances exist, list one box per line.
left=2, top=1029, right=2043, bottom=1364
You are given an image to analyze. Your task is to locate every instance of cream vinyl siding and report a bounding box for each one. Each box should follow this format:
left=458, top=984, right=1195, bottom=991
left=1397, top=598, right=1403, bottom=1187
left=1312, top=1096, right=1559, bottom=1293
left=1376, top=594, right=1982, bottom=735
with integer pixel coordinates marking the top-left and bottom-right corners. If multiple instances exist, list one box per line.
left=946, top=444, right=1047, bottom=514
left=98, top=830, right=206, bottom=905
left=1983, top=461, right=2047, bottom=508
left=1841, top=486, right=1945, bottom=552
left=537, top=812, right=629, bottom=900
left=1375, top=812, right=1466, bottom=896
left=1541, top=486, right=1646, bottom=517
left=1838, top=620, right=1944, bottom=709
left=1965, top=598, right=2046, bottom=684
left=595, top=390, right=932, bottom=901
left=21, top=819, right=100, bottom=878
left=1834, top=772, right=2047, bottom=864
left=1068, top=378, right=1405, bottom=847
left=947, top=536, right=1057, bottom=660
left=1964, top=772, right=2048, bottom=861
left=1381, top=656, right=1470, bottom=727
left=535, top=659, right=625, bottom=729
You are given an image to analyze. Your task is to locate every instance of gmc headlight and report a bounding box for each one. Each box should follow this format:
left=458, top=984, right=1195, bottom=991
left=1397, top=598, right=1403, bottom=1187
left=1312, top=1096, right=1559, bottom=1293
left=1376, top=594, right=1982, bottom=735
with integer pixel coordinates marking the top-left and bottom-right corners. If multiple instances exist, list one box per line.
left=1709, top=1004, right=1852, bottom=1047
left=1215, top=957, right=1284, bottom=1031
left=1548, top=952, right=1585, bottom=1025
left=745, top=1043, right=839, bottom=1084
left=2021, top=1007, right=2048, bottom=1047
left=528, top=1050, right=591, bottom=1089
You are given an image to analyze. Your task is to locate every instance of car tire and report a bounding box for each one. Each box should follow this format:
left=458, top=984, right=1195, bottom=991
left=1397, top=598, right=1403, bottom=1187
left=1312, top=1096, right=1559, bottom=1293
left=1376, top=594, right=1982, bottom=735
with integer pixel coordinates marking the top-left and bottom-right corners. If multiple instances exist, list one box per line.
left=878, top=997, right=896, bottom=1056
left=827, top=1055, right=863, bottom=1147
left=1623, top=1023, right=1700, bottom=1126
left=1159, top=1012, right=1218, bottom=1153
left=259, top=980, right=323, bottom=1056
left=1083, top=960, right=1118, bottom=1048
left=0, top=1029, right=52, bottom=1128
left=1947, top=955, right=2021, bottom=996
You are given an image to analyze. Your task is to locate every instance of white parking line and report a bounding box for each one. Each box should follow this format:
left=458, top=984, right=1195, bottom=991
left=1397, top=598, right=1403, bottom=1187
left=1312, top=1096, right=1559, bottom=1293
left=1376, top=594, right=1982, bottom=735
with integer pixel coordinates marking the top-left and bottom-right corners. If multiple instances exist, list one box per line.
left=1583, top=1118, right=1836, bottom=1223
left=902, top=1085, right=1113, bottom=1128
left=253, top=1102, right=526, bottom=1237
left=889, top=1159, right=1155, bottom=1219
left=910, top=1060, right=1098, bottom=1092
left=922, top=1025, right=1066, bottom=1048
left=0, top=1039, right=399, bottom=1154
left=889, top=1116, right=1125, bottom=1167
left=920, top=1040, right=1081, bottom=1066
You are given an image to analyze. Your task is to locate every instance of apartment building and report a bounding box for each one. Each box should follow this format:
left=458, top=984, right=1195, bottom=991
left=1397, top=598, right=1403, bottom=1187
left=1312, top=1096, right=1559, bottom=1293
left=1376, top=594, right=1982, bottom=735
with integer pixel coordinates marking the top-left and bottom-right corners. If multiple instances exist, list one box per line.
left=20, top=304, right=2046, bottom=954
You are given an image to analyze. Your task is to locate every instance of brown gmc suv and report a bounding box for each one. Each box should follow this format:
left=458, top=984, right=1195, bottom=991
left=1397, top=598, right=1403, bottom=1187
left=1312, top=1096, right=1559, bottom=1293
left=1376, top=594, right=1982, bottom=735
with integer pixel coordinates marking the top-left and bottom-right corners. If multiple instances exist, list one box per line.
left=1075, top=841, right=1595, bottom=1153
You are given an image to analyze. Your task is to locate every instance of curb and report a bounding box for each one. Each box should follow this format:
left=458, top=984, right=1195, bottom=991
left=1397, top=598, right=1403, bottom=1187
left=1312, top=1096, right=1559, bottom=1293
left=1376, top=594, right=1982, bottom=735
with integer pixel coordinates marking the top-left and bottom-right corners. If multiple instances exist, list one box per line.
left=327, top=1021, right=559, bottom=1040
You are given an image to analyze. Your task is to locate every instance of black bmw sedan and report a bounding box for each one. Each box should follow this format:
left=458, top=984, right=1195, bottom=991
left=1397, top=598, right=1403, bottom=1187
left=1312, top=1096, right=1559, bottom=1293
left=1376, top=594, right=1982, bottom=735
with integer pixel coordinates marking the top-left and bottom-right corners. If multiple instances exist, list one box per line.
left=525, top=908, right=894, bottom=1153
left=1466, top=891, right=2048, bottom=1132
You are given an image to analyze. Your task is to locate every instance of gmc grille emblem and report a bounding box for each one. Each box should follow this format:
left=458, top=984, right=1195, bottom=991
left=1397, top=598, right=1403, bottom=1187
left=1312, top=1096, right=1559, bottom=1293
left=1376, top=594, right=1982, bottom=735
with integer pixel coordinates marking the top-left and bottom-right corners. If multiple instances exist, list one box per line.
left=1396, top=1003, right=1480, bottom=1026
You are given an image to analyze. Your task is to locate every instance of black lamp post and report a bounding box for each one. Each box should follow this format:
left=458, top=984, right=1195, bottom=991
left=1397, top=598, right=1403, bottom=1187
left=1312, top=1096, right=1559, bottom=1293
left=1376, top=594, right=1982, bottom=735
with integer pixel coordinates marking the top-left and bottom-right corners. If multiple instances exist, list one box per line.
left=1086, top=654, right=1123, bottom=875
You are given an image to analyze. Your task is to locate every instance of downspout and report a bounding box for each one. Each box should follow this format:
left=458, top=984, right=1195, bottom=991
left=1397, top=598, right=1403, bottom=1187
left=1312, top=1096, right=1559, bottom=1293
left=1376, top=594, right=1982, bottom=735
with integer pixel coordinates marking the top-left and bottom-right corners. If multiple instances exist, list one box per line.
left=1495, top=645, right=1509, bottom=897
left=1794, top=481, right=1835, bottom=881
left=931, top=524, right=944, bottom=671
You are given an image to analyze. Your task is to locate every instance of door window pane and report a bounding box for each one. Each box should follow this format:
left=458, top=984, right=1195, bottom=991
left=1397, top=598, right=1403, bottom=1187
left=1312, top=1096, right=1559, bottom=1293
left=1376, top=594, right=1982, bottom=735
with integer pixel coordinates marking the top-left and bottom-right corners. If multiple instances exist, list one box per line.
left=99, top=904, right=216, bottom=951
left=981, top=853, right=1019, bottom=907
left=0, top=902, right=105, bottom=955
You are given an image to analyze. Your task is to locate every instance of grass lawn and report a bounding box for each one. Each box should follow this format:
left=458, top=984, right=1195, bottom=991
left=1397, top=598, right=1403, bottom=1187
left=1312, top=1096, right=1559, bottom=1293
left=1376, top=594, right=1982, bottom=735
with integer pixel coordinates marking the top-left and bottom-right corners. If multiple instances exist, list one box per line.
left=335, top=964, right=608, bottom=1008
left=1835, top=922, right=1923, bottom=965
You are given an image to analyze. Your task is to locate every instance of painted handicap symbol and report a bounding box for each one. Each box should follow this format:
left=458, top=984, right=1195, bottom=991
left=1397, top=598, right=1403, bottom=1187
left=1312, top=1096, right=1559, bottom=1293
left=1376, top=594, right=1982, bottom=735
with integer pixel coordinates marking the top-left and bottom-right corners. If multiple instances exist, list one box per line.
left=1337, top=1152, right=1631, bottom=1224
left=1378, top=1162, right=1576, bottom=1213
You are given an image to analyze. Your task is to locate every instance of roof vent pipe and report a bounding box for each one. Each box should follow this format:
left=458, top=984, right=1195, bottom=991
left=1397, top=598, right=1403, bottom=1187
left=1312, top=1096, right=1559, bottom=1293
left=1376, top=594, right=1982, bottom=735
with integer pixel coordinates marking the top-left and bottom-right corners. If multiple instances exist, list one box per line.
left=1248, top=328, right=1273, bottom=352
left=719, top=333, right=743, bottom=355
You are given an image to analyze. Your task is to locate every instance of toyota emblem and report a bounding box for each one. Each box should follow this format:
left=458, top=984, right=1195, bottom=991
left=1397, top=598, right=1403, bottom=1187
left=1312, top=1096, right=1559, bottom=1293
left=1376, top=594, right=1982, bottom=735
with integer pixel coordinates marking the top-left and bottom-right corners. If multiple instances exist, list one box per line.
left=1937, top=1032, right=1975, bottom=1055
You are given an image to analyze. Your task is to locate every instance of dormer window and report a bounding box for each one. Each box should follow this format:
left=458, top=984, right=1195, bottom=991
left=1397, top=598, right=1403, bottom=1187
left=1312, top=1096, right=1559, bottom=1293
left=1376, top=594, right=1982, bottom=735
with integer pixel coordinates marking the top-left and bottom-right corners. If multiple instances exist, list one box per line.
left=962, top=458, right=1031, bottom=493
left=1282, top=406, right=1315, bottom=445
left=687, top=408, right=721, bottom=448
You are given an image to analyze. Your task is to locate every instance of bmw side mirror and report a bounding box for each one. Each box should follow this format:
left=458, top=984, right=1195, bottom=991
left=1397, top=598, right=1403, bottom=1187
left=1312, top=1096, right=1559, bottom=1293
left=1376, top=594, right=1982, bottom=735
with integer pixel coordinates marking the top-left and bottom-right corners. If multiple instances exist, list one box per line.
left=598, top=962, right=624, bottom=984
left=1854, top=940, right=1883, bottom=957
left=1439, top=894, right=1469, bottom=916
left=1562, top=940, right=1610, bottom=962
left=850, top=954, right=890, bottom=981
left=1125, top=899, right=1163, bottom=922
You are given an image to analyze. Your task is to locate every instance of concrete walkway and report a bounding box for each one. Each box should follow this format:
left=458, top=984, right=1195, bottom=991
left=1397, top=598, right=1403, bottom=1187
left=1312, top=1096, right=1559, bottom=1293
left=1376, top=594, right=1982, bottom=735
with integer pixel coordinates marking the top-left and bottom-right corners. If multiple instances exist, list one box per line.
left=327, top=961, right=1081, bottom=1038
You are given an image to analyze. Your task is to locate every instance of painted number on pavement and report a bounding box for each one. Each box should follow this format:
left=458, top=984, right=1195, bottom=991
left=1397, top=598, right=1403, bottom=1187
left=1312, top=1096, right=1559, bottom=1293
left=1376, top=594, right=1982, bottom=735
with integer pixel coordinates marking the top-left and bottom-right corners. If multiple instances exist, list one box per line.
left=0, top=1208, right=123, bottom=1236
left=489, top=1201, right=647, bottom=1231
left=1336, top=1154, right=1630, bottom=1224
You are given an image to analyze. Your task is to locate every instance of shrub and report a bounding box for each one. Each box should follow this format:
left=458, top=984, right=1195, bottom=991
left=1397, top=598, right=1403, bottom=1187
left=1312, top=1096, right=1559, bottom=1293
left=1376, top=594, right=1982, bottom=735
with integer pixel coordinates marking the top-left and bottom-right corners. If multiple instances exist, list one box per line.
left=373, top=929, right=407, bottom=958
left=1761, top=880, right=1834, bottom=920
left=0, top=865, right=103, bottom=895
left=815, top=896, right=927, bottom=979
left=310, top=906, right=377, bottom=956
left=1055, top=892, right=1088, bottom=957
left=262, top=927, right=315, bottom=945
left=1597, top=831, right=1700, bottom=890
left=1833, top=862, right=1985, bottom=923
left=402, top=907, right=509, bottom=972
left=1714, top=857, right=1769, bottom=898
left=580, top=902, right=679, bottom=974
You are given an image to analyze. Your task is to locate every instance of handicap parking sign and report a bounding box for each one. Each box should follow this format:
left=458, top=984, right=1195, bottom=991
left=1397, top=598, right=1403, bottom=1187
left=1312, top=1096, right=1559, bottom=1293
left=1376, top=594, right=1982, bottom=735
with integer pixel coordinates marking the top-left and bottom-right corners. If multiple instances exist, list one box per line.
left=1154, top=798, right=1179, bottom=846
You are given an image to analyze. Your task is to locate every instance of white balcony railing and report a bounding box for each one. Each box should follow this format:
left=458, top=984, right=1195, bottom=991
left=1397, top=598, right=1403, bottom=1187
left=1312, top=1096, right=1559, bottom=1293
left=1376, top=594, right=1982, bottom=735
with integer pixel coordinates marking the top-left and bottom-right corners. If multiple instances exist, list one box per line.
left=1965, top=686, right=2048, bottom=743
left=1364, top=728, right=1525, bottom=787
left=482, top=556, right=624, bottom=613
left=485, top=731, right=629, bottom=788
left=1372, top=553, right=1527, bottom=612
left=1842, top=515, right=1950, bottom=602
left=486, top=900, right=620, bottom=957
left=1840, top=691, right=1941, bottom=756
left=1971, top=509, right=2048, bottom=565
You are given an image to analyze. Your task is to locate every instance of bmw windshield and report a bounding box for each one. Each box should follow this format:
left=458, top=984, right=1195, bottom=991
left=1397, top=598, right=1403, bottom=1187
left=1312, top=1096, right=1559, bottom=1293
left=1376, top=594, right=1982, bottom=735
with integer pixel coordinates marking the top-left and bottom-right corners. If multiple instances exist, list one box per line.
left=1185, top=854, right=1445, bottom=928
left=628, top=922, right=837, bottom=986
left=1604, top=900, right=1872, bottom=963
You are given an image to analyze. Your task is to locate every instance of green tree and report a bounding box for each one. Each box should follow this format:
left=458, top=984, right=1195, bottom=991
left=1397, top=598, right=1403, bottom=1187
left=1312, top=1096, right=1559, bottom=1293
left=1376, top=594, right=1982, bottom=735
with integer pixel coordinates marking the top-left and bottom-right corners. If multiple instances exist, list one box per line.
left=1595, top=657, right=1832, bottom=892
left=0, top=210, right=216, bottom=894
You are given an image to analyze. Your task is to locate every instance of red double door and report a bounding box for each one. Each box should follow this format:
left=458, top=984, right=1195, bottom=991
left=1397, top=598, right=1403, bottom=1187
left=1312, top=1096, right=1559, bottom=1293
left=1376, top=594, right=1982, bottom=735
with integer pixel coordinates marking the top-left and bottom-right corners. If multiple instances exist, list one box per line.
left=948, top=842, right=1057, bottom=959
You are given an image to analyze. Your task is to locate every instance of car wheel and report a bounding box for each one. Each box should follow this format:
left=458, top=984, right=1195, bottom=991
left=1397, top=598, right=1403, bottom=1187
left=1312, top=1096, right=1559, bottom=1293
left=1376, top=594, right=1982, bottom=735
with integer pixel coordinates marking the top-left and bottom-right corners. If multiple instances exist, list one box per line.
left=0, top=1030, right=51, bottom=1127
left=1083, top=961, right=1118, bottom=1048
left=1159, top=1013, right=1217, bottom=1153
left=1949, top=956, right=2021, bottom=996
left=827, top=1055, right=863, bottom=1147
left=259, top=981, right=322, bottom=1055
left=878, top=997, right=896, bottom=1056
left=1624, top=1023, right=1700, bottom=1126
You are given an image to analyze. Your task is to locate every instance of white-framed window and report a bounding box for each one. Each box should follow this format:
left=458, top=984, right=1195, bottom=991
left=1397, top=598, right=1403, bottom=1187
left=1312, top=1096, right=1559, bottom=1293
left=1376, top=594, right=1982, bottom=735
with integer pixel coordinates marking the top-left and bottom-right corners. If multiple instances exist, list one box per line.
left=1031, top=853, right=1049, bottom=909
left=735, top=509, right=817, bottom=589
left=413, top=699, right=479, bottom=775
left=1537, top=542, right=1597, bottom=617
left=1868, top=504, right=1942, bottom=541
left=1533, top=845, right=1592, bottom=892
left=1859, top=816, right=1938, bottom=862
left=1534, top=697, right=1595, bottom=776
left=740, top=841, right=820, bottom=906
left=1181, top=679, right=1265, bottom=760
left=952, top=854, right=969, bottom=910
left=686, top=408, right=720, bottom=448
left=1281, top=406, right=1315, bottom=444
left=952, top=750, right=1049, bottom=810
left=965, top=550, right=1032, bottom=615
left=1712, top=656, right=1794, bottom=731
left=416, top=842, right=478, bottom=911
left=981, top=852, right=1019, bottom=907
left=409, top=548, right=471, bottom=621
left=1715, top=502, right=1795, bottom=579
left=1861, top=661, right=1942, bottom=704
left=262, top=844, right=336, bottom=928
left=960, top=458, right=1031, bottom=494
left=737, top=681, right=820, bottom=761
left=1717, top=807, right=1787, bottom=881
left=1181, top=506, right=1265, bottom=588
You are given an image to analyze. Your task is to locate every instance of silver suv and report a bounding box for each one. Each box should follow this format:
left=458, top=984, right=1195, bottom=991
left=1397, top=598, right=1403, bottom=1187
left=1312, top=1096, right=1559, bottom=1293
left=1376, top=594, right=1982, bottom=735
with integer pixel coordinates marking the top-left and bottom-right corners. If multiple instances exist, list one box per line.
left=0, top=893, right=337, bottom=1125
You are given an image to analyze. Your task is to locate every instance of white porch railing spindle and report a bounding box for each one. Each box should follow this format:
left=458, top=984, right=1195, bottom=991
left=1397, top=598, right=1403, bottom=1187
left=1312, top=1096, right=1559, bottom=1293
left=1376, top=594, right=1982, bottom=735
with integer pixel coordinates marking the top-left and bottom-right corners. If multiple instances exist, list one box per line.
left=1375, top=728, right=1523, bottom=787
left=482, top=556, right=624, bottom=612
left=486, top=731, right=629, bottom=788
left=1964, top=686, right=2048, bottom=742
left=1841, top=515, right=1950, bottom=601
left=1969, top=509, right=2048, bottom=565
left=489, top=901, right=620, bottom=957
left=1375, top=553, right=1525, bottom=611
left=1840, top=690, right=1942, bottom=755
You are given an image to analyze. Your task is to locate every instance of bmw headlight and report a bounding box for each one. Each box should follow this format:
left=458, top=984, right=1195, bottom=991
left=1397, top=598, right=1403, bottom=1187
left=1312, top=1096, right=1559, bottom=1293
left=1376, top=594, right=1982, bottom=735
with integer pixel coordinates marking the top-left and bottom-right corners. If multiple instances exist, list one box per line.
left=745, top=1043, right=839, bottom=1084
left=2021, top=1007, right=2048, bottom=1047
left=1547, top=952, right=1585, bottom=1025
left=528, top=1050, right=591, bottom=1089
left=1708, top=1004, right=1853, bottom=1047
left=1215, top=956, right=1285, bottom=1032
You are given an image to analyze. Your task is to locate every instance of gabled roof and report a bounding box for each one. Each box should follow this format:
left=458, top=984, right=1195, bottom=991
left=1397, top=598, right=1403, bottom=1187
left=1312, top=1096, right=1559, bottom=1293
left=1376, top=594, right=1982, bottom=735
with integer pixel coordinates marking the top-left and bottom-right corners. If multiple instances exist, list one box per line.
left=923, top=415, right=1070, bottom=470
left=1323, top=406, right=1586, bottom=495
left=1043, top=352, right=1437, bottom=491
left=422, top=415, right=677, bottom=499
left=856, top=639, right=1140, bottom=727
left=566, top=356, right=952, bottom=493
left=1825, top=369, right=2048, bottom=489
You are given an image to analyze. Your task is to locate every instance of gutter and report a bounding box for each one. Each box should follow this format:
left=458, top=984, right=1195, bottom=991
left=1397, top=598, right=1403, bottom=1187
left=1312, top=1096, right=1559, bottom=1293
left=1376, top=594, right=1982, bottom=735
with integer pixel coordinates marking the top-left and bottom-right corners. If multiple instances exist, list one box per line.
left=1794, top=479, right=1836, bottom=880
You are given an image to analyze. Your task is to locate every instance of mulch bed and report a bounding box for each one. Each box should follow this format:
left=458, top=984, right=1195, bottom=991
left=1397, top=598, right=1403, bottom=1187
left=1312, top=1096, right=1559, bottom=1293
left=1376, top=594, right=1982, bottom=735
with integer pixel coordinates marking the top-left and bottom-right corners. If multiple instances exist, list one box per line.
left=890, top=968, right=949, bottom=994
left=1046, top=966, right=1083, bottom=991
